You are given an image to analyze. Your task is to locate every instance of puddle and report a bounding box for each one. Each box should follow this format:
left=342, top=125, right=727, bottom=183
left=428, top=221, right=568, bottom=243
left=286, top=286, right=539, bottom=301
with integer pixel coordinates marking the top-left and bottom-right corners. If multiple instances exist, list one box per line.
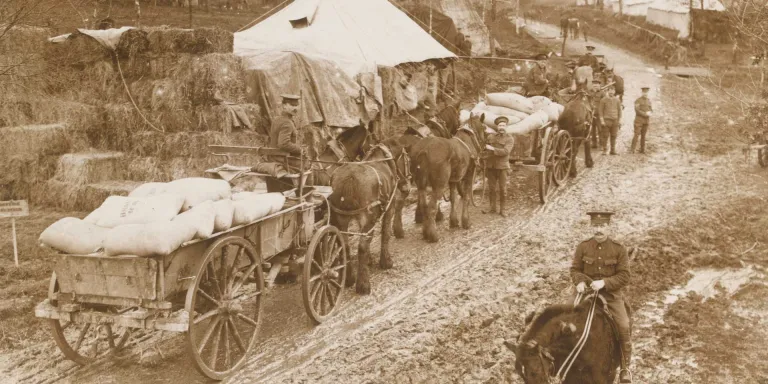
left=664, top=266, right=759, bottom=305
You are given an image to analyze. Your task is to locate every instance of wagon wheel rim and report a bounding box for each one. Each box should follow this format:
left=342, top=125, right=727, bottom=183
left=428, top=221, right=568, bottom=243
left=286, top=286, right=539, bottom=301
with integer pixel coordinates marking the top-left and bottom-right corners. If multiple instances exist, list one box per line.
left=47, top=273, right=131, bottom=365
left=552, top=130, right=573, bottom=186
left=538, top=128, right=557, bottom=204
left=186, top=236, right=264, bottom=380
left=302, top=225, right=347, bottom=325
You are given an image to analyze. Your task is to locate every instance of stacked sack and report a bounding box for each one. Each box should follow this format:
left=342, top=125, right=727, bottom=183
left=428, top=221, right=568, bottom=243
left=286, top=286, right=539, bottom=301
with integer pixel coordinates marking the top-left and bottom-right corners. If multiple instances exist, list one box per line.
left=460, top=93, right=565, bottom=135
left=39, top=177, right=286, bottom=258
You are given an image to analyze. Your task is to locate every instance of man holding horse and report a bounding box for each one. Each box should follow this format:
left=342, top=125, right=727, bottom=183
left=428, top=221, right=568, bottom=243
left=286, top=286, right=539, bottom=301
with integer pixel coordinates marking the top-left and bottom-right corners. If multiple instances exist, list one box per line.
left=571, top=211, right=633, bottom=383
left=482, top=116, right=515, bottom=217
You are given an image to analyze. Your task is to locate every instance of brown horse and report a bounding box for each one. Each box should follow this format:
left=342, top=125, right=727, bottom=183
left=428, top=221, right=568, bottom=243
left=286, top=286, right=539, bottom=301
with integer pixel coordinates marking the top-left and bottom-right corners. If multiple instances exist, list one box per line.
left=557, top=91, right=594, bottom=177
left=506, top=296, right=631, bottom=384
left=312, top=124, right=374, bottom=186
left=409, top=113, right=486, bottom=243
left=328, top=142, right=410, bottom=294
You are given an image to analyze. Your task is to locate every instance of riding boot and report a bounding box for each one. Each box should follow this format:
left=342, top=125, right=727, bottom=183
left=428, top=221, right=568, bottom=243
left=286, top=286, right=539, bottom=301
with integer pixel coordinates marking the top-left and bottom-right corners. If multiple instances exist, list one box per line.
left=488, top=188, right=497, bottom=214
left=498, top=190, right=507, bottom=217
left=619, top=341, right=633, bottom=383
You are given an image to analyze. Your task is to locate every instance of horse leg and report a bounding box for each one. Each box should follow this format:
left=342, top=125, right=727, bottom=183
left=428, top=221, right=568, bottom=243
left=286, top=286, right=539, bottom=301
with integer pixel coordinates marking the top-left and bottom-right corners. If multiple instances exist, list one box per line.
left=356, top=215, right=374, bottom=295
left=393, top=188, right=407, bottom=239
left=379, top=203, right=394, bottom=269
left=459, top=175, right=472, bottom=229
left=449, top=182, right=460, bottom=229
left=335, top=219, right=356, bottom=287
left=414, top=197, right=423, bottom=224
left=424, top=187, right=442, bottom=243
left=418, top=187, right=431, bottom=240
left=570, top=138, right=581, bottom=177
left=435, top=201, right=445, bottom=222
left=585, top=137, right=594, bottom=168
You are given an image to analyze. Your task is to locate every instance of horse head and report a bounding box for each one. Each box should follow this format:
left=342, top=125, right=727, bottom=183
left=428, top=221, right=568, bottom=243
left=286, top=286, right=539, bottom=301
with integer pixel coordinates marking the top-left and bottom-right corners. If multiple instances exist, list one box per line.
left=336, top=124, right=375, bottom=161
left=364, top=141, right=411, bottom=192
left=462, top=112, right=487, bottom=150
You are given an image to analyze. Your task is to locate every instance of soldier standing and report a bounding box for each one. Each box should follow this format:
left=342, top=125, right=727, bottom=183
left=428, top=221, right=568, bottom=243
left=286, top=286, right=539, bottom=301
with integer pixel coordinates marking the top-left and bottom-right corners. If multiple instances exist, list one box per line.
left=578, top=45, right=600, bottom=72
left=482, top=117, right=515, bottom=217
left=630, top=87, right=653, bottom=154
left=598, top=87, right=622, bottom=155
left=571, top=211, right=633, bottom=383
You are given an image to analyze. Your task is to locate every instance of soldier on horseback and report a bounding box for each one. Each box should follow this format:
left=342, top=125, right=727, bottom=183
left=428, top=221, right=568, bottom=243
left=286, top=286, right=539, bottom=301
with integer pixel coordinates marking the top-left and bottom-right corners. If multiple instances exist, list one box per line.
left=571, top=211, right=633, bottom=383
left=578, top=45, right=600, bottom=73
left=482, top=116, right=515, bottom=217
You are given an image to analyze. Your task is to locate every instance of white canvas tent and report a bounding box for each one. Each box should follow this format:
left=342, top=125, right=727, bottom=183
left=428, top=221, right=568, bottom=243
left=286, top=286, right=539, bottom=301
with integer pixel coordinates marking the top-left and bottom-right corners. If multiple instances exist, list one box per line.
left=610, top=0, right=655, bottom=16
left=646, top=0, right=725, bottom=38
left=233, top=0, right=456, bottom=128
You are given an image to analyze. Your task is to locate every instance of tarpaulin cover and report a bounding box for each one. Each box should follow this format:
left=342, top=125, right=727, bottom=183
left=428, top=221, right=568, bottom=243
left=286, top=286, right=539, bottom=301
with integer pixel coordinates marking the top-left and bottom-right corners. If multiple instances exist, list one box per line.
left=404, top=5, right=464, bottom=55
left=245, top=51, right=378, bottom=129
left=234, top=0, right=456, bottom=78
left=77, top=27, right=134, bottom=50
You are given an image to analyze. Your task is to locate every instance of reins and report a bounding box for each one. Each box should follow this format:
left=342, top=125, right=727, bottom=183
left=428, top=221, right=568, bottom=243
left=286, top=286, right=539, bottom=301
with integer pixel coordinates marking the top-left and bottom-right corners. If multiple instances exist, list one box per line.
left=551, top=289, right=601, bottom=383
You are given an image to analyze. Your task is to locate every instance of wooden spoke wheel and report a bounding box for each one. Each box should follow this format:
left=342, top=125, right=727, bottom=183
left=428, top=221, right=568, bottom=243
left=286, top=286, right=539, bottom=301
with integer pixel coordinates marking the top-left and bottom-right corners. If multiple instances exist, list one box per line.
left=538, top=128, right=557, bottom=204
left=302, top=225, right=347, bottom=325
left=759, top=148, right=768, bottom=168
left=552, top=130, right=573, bottom=186
left=47, top=273, right=131, bottom=365
left=186, top=236, right=264, bottom=380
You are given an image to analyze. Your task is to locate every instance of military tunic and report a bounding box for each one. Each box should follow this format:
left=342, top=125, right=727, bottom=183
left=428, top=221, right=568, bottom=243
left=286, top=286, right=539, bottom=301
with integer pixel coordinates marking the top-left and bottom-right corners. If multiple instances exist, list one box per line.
left=524, top=63, right=549, bottom=97
left=268, top=115, right=305, bottom=170
left=577, top=53, right=599, bottom=72
left=570, top=238, right=630, bottom=299
left=484, top=133, right=515, bottom=170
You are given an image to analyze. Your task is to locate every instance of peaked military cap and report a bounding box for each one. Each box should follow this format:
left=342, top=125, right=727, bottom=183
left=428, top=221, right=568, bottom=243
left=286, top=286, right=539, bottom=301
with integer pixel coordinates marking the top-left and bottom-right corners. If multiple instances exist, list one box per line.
left=585, top=45, right=596, bottom=51
left=281, top=93, right=301, bottom=101
left=641, top=86, right=650, bottom=91
left=494, top=116, right=510, bottom=125
left=587, top=211, right=613, bottom=226
left=534, top=53, right=550, bottom=61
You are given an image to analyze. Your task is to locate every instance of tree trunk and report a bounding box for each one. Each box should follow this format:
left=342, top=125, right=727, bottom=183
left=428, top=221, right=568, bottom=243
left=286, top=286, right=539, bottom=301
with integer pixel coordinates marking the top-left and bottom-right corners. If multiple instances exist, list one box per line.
left=490, top=0, right=496, bottom=57
left=135, top=0, right=141, bottom=28
left=619, top=0, right=623, bottom=16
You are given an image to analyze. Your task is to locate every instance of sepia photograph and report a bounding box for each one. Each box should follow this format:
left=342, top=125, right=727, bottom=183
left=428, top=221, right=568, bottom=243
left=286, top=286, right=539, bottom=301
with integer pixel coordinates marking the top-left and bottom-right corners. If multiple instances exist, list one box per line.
left=1, top=0, right=767, bottom=382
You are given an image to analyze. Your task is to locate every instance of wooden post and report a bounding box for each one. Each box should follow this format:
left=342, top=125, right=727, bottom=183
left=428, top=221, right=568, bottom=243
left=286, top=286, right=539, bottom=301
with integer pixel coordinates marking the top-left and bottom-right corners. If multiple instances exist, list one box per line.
left=135, top=0, right=141, bottom=28
left=12, top=218, right=18, bottom=267
left=515, top=0, right=520, bottom=35
left=189, top=0, right=193, bottom=28
left=429, top=0, right=433, bottom=35
left=490, top=0, right=496, bottom=57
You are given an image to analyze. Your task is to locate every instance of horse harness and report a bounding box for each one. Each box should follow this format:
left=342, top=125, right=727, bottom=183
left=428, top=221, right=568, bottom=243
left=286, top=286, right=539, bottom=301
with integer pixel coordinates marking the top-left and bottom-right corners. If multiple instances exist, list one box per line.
left=453, top=125, right=483, bottom=171
left=327, top=144, right=410, bottom=236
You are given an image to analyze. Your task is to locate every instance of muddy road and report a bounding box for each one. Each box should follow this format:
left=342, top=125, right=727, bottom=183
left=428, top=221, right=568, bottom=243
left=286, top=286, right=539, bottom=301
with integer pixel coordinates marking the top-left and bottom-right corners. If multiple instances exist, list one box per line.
left=3, top=23, right=768, bottom=384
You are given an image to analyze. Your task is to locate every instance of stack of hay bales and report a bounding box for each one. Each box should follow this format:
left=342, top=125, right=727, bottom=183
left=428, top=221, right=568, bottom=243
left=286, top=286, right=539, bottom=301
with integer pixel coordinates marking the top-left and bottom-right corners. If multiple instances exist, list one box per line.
left=39, top=178, right=286, bottom=257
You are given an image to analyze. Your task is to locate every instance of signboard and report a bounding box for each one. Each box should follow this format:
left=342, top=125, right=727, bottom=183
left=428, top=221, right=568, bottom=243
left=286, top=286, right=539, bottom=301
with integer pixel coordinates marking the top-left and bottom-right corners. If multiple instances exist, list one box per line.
left=0, top=200, right=29, bottom=218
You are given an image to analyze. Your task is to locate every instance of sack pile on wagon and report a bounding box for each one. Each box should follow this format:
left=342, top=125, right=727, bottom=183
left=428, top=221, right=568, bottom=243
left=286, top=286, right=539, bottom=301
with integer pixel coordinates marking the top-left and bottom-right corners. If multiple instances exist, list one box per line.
left=39, top=178, right=286, bottom=257
left=459, top=92, right=565, bottom=135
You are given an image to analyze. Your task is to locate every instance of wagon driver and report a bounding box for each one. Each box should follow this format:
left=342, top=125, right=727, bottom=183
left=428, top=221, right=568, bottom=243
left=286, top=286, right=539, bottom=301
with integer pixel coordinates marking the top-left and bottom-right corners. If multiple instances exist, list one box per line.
left=571, top=211, right=633, bottom=383
left=268, top=93, right=308, bottom=170
left=524, top=53, right=550, bottom=98
left=482, top=116, right=515, bottom=217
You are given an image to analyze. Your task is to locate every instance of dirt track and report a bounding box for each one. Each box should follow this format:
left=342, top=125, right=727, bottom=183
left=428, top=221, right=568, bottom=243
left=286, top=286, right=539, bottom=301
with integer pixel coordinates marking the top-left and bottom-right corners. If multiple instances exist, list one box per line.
left=3, top=23, right=768, bottom=384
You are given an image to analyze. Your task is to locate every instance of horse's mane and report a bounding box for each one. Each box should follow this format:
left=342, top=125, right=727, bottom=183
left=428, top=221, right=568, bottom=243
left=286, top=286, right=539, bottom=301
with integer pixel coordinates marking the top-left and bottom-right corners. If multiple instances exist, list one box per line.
left=337, top=124, right=367, bottom=143
left=520, top=304, right=575, bottom=342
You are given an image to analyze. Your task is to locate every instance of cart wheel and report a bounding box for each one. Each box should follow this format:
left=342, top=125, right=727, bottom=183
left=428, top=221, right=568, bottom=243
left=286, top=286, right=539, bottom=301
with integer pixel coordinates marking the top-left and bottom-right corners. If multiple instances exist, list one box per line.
left=538, top=129, right=557, bottom=204
left=759, top=148, right=768, bottom=168
left=47, top=273, right=130, bottom=365
left=552, top=130, right=573, bottom=186
left=302, top=225, right=347, bottom=325
left=186, top=236, right=264, bottom=380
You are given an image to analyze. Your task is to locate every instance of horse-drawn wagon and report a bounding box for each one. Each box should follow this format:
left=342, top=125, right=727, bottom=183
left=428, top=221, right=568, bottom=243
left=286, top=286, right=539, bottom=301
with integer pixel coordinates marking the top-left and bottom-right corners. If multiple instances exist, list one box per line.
left=34, top=148, right=348, bottom=380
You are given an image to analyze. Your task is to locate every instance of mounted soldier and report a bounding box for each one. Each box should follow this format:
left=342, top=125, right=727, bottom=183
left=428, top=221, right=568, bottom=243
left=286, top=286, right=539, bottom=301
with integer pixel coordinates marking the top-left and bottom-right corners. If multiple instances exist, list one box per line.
left=482, top=116, right=515, bottom=217
left=524, top=53, right=551, bottom=97
left=571, top=211, right=633, bottom=383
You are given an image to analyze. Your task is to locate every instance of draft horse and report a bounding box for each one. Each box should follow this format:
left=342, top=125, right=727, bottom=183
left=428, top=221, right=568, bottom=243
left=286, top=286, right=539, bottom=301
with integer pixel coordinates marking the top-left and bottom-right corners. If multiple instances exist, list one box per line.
left=311, top=124, right=374, bottom=186
left=327, top=142, right=411, bottom=294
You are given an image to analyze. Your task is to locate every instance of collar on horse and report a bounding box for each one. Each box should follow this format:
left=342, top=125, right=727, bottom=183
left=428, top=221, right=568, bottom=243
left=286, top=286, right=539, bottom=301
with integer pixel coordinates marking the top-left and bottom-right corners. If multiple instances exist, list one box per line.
left=453, top=125, right=482, bottom=160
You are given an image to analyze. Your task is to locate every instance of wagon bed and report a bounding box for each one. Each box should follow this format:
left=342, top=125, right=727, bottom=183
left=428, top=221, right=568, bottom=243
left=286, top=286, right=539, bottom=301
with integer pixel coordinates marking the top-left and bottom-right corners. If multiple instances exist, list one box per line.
left=35, top=147, right=348, bottom=380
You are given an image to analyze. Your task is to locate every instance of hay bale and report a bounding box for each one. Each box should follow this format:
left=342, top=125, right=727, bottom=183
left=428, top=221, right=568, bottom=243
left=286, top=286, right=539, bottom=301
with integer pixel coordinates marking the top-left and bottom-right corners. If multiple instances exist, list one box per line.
left=47, top=60, right=124, bottom=104
left=129, top=78, right=190, bottom=111
left=52, top=152, right=125, bottom=185
left=145, top=27, right=233, bottom=54
left=0, top=25, right=52, bottom=55
left=44, top=31, right=111, bottom=69
left=30, top=180, right=141, bottom=211
left=0, top=96, right=99, bottom=148
left=127, top=130, right=265, bottom=159
left=116, top=29, right=150, bottom=60
left=0, top=154, right=60, bottom=200
left=0, top=124, right=72, bottom=159
left=173, top=53, right=247, bottom=106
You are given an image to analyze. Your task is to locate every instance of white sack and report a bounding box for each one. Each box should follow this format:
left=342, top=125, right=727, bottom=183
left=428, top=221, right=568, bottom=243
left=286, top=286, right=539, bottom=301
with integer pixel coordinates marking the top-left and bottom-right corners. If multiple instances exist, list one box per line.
left=172, top=200, right=215, bottom=239
left=166, top=178, right=232, bottom=211
left=529, top=96, right=554, bottom=112
left=543, top=103, right=565, bottom=122
left=504, top=110, right=551, bottom=135
left=104, top=220, right=197, bottom=257
left=472, top=102, right=530, bottom=121
left=128, top=182, right=168, bottom=198
left=232, top=193, right=286, bottom=226
left=232, top=191, right=266, bottom=201
left=212, top=199, right=234, bottom=233
left=485, top=93, right=535, bottom=114
left=93, top=194, right=185, bottom=229
left=39, top=217, right=109, bottom=255
left=459, top=110, right=471, bottom=124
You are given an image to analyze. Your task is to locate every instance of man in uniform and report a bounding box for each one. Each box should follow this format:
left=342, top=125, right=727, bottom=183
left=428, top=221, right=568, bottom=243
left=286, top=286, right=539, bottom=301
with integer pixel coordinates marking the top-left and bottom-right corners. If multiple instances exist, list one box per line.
left=571, top=211, right=633, bottom=383
left=482, top=116, right=515, bottom=217
left=524, top=53, right=550, bottom=97
left=631, top=86, right=653, bottom=154
left=603, top=68, right=625, bottom=103
left=268, top=93, right=306, bottom=169
left=598, top=86, right=622, bottom=155
left=578, top=45, right=600, bottom=72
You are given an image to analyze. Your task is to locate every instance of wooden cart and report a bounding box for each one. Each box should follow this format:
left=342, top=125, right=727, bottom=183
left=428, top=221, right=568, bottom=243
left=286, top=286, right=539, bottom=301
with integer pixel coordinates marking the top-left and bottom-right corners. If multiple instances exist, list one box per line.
left=34, top=148, right=347, bottom=380
left=507, top=121, right=573, bottom=204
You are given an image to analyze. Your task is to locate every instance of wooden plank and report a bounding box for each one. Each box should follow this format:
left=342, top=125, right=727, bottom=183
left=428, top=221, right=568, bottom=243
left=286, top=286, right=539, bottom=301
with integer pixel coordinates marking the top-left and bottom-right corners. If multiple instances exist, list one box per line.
left=55, top=256, right=158, bottom=300
left=208, top=145, right=290, bottom=157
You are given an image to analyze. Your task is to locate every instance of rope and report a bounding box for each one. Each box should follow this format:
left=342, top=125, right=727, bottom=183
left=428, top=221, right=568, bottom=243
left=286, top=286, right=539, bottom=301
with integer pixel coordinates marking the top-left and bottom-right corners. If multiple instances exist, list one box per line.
left=236, top=0, right=291, bottom=32
left=114, top=52, right=163, bottom=133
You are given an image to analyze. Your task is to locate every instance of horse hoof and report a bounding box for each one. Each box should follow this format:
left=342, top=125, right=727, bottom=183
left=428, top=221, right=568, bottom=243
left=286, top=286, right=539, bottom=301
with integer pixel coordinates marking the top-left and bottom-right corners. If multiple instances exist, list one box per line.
left=449, top=218, right=460, bottom=228
left=586, top=162, right=594, bottom=168
left=356, top=281, right=371, bottom=295
left=379, top=258, right=393, bottom=270
left=414, top=214, right=423, bottom=224
left=394, top=228, right=405, bottom=239
left=435, top=211, right=445, bottom=222
left=462, top=221, right=471, bottom=230
left=425, top=231, right=439, bottom=243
